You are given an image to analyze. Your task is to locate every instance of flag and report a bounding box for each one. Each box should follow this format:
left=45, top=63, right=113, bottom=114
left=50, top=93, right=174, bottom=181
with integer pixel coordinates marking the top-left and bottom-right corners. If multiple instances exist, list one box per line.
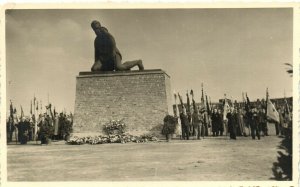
left=242, top=92, right=246, bottom=107
left=284, top=98, right=292, bottom=122
left=209, top=96, right=212, bottom=111
left=178, top=93, right=184, bottom=110
left=206, top=94, right=211, bottom=115
left=20, top=105, right=24, bottom=118
left=10, top=100, right=14, bottom=118
left=265, top=88, right=269, bottom=116
left=201, top=83, right=205, bottom=105
left=36, top=100, right=39, bottom=111
left=223, top=94, right=230, bottom=121
left=30, top=100, right=33, bottom=115
left=267, top=98, right=280, bottom=123
left=186, top=91, right=191, bottom=114
left=190, top=90, right=197, bottom=113
left=173, top=93, right=178, bottom=116
left=245, top=93, right=251, bottom=113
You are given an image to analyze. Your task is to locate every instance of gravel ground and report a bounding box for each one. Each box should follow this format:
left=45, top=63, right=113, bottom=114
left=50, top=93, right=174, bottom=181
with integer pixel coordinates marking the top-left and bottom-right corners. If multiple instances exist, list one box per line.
left=7, top=134, right=283, bottom=181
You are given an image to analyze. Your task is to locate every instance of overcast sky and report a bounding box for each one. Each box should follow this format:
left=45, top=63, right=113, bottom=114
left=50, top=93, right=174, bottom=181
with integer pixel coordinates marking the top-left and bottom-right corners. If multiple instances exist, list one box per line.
left=6, top=8, right=293, bottom=114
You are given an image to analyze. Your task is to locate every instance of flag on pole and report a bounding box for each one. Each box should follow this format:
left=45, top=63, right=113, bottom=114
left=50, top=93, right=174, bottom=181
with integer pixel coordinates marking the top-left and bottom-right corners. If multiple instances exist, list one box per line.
left=206, top=94, right=211, bottom=115
left=190, top=90, right=197, bottom=112
left=267, top=98, right=280, bottom=123
left=30, top=100, right=33, bottom=115
left=201, top=83, right=205, bottom=106
left=209, top=96, right=212, bottom=111
left=265, top=87, right=279, bottom=122
left=20, top=105, right=24, bottom=118
left=242, top=92, right=246, bottom=107
left=36, top=100, right=39, bottom=111
left=186, top=90, right=191, bottom=114
left=284, top=98, right=292, bottom=122
left=178, top=93, right=184, bottom=110
left=223, top=94, right=230, bottom=121
left=40, top=100, right=42, bottom=113
left=245, top=93, right=251, bottom=113
left=10, top=100, right=14, bottom=118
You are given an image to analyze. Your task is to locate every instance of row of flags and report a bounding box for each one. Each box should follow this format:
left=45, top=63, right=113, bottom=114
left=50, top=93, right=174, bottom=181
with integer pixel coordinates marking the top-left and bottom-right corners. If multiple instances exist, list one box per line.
left=173, top=86, right=292, bottom=125
left=9, top=94, right=68, bottom=141
left=174, top=84, right=213, bottom=116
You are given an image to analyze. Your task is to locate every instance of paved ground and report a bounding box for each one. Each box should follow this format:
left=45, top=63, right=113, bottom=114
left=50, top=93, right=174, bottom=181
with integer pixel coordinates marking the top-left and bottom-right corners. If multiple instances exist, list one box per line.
left=7, top=134, right=283, bottom=181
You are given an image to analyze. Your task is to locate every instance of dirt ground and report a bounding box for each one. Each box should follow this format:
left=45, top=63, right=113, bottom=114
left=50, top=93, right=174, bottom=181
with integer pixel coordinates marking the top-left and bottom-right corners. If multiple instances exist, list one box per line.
left=7, top=133, right=283, bottom=181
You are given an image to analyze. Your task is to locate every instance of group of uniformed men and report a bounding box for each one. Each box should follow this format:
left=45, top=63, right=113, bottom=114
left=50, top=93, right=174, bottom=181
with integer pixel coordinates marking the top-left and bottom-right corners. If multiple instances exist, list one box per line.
left=177, top=103, right=291, bottom=141
left=7, top=107, right=73, bottom=144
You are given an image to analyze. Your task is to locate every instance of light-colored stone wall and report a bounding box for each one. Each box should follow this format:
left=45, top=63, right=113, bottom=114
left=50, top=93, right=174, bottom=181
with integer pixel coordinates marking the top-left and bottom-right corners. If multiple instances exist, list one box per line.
left=72, top=70, right=171, bottom=137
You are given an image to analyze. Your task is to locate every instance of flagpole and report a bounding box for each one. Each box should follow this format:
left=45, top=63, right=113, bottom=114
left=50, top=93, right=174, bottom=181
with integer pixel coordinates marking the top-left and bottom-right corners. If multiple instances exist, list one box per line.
left=40, top=100, right=42, bottom=115
left=34, top=94, right=38, bottom=144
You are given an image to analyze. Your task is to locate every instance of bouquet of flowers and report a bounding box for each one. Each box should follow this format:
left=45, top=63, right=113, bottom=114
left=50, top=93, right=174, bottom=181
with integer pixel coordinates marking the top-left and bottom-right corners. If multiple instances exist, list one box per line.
left=103, top=119, right=126, bottom=135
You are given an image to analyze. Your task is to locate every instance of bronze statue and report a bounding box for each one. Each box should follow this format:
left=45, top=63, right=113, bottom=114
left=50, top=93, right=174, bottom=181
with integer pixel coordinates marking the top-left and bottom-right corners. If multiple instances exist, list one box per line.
left=91, top=20, right=144, bottom=72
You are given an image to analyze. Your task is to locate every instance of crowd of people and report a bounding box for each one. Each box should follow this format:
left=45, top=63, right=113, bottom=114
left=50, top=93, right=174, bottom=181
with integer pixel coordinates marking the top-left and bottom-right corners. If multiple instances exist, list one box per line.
left=8, top=91, right=292, bottom=145
left=171, top=91, right=292, bottom=141
left=7, top=103, right=73, bottom=145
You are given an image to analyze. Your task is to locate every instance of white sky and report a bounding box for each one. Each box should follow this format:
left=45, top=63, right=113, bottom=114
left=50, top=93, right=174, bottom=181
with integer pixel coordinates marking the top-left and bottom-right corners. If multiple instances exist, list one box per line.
left=5, top=8, right=293, bottom=114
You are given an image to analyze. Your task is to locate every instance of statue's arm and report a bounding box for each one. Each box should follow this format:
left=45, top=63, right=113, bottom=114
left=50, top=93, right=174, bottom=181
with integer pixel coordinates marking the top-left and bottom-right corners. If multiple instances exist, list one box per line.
left=94, top=39, right=101, bottom=63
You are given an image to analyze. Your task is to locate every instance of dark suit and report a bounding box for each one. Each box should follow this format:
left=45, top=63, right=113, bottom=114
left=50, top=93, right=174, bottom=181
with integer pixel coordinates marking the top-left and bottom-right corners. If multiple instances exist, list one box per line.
left=227, top=113, right=237, bottom=140
left=180, top=113, right=190, bottom=140
left=250, top=112, right=260, bottom=140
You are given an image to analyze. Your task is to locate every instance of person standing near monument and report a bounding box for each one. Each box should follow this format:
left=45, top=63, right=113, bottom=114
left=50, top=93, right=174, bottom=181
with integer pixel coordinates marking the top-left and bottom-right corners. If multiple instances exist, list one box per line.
left=53, top=112, right=60, bottom=140
left=211, top=109, right=219, bottom=137
left=249, top=107, right=260, bottom=140
left=90, top=20, right=144, bottom=72
left=192, top=108, right=202, bottom=140
left=226, top=108, right=237, bottom=140
left=179, top=106, right=190, bottom=140
left=217, top=109, right=224, bottom=136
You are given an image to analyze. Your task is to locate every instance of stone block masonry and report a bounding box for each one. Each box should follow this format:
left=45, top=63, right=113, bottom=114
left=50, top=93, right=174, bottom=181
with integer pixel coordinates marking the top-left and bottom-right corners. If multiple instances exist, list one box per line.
left=72, top=69, right=172, bottom=137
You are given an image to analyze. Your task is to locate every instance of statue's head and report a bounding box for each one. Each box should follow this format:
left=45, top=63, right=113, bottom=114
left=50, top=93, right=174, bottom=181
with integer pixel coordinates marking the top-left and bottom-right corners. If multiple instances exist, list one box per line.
left=91, top=20, right=102, bottom=36
left=91, top=20, right=101, bottom=30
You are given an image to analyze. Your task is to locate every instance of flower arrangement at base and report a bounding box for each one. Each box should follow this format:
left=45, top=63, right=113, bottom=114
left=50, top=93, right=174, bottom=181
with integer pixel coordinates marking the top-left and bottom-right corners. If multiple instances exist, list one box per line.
left=103, top=119, right=126, bottom=135
left=66, top=119, right=160, bottom=145
left=66, top=133, right=160, bottom=145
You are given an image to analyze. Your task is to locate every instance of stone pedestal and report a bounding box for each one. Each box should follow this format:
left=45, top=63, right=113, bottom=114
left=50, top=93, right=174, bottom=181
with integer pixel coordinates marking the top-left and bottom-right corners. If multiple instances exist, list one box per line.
left=72, top=69, right=172, bottom=137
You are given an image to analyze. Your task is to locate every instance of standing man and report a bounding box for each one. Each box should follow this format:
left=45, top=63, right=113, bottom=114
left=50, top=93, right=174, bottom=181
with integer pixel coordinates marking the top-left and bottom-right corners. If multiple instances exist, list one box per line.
left=6, top=117, right=15, bottom=143
left=180, top=106, right=190, bottom=140
left=192, top=108, right=203, bottom=140
left=211, top=109, right=219, bottom=137
left=259, top=108, right=268, bottom=136
left=226, top=108, right=237, bottom=140
left=217, top=109, right=224, bottom=136
left=250, top=107, right=260, bottom=140
left=237, top=109, right=247, bottom=137
left=52, top=112, right=60, bottom=141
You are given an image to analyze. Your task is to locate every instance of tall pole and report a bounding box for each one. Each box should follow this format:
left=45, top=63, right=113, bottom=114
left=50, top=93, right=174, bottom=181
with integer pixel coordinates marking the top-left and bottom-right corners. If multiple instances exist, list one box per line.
left=34, top=94, right=37, bottom=142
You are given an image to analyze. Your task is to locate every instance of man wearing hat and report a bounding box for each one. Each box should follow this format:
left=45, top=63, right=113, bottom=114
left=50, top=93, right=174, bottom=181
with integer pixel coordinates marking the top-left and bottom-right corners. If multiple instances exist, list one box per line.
left=90, top=20, right=144, bottom=72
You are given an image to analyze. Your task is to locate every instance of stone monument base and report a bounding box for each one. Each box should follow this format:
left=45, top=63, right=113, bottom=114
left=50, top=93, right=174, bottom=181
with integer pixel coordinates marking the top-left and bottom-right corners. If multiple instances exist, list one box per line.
left=72, top=69, right=172, bottom=137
